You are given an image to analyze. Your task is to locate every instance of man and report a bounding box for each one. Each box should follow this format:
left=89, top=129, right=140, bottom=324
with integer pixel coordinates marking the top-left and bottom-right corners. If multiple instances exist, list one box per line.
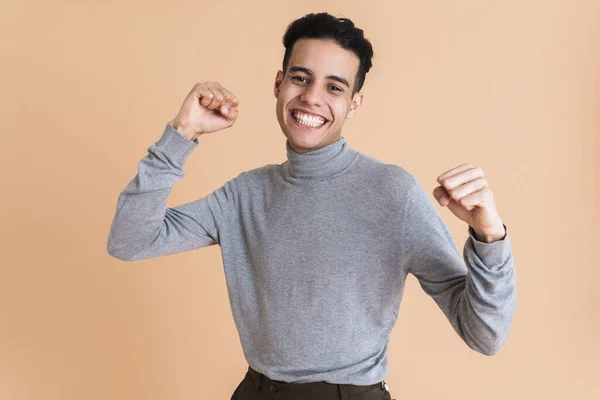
left=107, top=12, right=516, bottom=400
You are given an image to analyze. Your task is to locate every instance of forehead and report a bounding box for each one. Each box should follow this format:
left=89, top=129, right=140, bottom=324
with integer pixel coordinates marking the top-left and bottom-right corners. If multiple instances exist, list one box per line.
left=287, top=38, right=359, bottom=81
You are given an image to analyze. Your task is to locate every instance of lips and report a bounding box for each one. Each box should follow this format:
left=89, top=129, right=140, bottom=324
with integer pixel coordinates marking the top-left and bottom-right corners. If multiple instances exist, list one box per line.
left=289, top=110, right=329, bottom=130
left=290, top=108, right=329, bottom=121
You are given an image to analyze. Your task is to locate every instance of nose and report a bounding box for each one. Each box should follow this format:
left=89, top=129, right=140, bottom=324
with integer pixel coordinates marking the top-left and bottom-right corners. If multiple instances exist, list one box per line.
left=300, top=84, right=324, bottom=106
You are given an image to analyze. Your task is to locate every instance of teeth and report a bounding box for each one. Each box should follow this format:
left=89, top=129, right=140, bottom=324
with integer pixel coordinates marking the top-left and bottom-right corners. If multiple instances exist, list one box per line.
left=292, top=111, right=325, bottom=127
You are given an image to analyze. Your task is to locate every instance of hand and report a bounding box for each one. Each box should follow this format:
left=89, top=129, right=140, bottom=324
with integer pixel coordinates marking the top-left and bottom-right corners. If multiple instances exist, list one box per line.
left=170, top=81, right=239, bottom=141
left=432, top=164, right=506, bottom=242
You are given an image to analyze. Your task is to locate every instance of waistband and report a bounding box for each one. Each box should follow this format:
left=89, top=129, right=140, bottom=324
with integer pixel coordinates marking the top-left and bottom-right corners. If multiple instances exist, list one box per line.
left=246, top=366, right=388, bottom=398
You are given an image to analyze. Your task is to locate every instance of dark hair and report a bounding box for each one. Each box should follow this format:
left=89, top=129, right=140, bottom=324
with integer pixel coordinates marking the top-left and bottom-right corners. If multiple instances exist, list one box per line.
left=281, top=12, right=374, bottom=95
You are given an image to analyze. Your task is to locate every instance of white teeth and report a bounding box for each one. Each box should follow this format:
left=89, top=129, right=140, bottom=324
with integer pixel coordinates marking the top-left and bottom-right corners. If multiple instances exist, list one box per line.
left=292, top=111, right=326, bottom=127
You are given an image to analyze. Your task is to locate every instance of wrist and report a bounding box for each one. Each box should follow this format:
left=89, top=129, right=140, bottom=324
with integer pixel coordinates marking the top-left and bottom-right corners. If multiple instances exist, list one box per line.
left=473, top=224, right=506, bottom=243
left=169, top=119, right=202, bottom=141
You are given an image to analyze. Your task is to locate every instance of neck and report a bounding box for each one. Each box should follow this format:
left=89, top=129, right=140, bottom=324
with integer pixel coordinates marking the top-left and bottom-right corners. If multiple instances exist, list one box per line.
left=284, top=136, right=357, bottom=180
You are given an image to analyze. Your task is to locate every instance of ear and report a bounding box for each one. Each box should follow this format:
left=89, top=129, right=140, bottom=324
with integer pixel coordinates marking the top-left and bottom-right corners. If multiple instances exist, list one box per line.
left=346, top=92, right=364, bottom=119
left=274, top=70, right=284, bottom=98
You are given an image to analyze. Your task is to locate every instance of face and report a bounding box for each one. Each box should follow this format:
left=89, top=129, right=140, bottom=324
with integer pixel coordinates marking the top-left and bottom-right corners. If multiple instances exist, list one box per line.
left=274, top=38, right=364, bottom=153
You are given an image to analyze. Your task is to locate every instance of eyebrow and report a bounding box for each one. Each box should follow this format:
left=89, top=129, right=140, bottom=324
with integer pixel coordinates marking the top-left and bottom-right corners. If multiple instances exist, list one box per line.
left=288, top=66, right=350, bottom=89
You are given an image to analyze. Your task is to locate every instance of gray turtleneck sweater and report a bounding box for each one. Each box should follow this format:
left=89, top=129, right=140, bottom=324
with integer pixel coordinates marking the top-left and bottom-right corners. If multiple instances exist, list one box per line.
left=107, top=122, right=517, bottom=385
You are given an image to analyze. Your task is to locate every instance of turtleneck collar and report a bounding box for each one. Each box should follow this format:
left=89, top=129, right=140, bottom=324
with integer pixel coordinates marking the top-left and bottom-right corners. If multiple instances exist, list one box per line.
left=284, top=136, right=358, bottom=180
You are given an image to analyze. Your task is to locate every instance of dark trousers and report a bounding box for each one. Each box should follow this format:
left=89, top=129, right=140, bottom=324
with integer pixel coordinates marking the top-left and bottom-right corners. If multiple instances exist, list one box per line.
left=230, top=366, right=393, bottom=400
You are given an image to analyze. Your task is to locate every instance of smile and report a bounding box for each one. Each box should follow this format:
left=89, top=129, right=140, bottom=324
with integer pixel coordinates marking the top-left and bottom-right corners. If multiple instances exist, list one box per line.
left=290, top=110, right=328, bottom=129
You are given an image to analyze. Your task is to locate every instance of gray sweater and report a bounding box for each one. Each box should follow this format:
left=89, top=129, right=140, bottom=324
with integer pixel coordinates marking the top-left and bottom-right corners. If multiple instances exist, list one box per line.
left=107, top=122, right=517, bottom=385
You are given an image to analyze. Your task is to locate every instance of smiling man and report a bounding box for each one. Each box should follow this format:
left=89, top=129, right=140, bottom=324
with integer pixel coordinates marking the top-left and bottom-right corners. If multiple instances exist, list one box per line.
left=274, top=37, right=365, bottom=153
left=107, top=12, right=517, bottom=400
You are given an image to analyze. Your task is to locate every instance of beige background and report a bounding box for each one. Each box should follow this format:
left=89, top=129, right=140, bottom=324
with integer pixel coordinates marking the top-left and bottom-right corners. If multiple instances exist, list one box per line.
left=1, top=0, right=598, bottom=399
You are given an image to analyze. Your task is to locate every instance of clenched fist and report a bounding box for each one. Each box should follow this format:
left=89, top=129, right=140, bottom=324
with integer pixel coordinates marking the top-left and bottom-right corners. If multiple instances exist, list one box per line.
left=170, top=81, right=239, bottom=141
left=433, top=163, right=506, bottom=243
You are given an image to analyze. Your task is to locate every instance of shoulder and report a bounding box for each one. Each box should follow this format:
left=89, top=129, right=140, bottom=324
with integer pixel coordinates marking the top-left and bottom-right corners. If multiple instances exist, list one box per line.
left=225, top=163, right=280, bottom=191
left=238, top=163, right=279, bottom=179
left=353, top=151, right=418, bottom=190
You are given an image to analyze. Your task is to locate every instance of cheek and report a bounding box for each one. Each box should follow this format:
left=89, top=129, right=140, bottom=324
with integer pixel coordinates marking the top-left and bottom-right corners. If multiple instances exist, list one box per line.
left=278, top=87, right=295, bottom=105
left=276, top=99, right=285, bottom=119
left=331, top=102, right=350, bottom=121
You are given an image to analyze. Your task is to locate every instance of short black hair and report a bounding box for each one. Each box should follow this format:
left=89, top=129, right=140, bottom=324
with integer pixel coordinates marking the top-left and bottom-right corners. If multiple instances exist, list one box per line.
left=281, top=12, right=374, bottom=95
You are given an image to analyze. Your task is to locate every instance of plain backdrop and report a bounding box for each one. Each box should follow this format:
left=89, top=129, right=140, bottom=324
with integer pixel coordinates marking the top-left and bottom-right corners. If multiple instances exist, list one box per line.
left=1, top=0, right=598, bottom=399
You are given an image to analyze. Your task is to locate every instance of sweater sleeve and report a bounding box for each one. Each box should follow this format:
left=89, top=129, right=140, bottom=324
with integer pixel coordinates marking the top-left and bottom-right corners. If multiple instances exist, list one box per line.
left=106, top=122, right=236, bottom=262
left=400, top=177, right=517, bottom=356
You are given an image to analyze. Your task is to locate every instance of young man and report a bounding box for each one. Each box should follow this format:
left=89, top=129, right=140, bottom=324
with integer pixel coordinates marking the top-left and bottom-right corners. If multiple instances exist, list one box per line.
left=107, top=12, right=516, bottom=400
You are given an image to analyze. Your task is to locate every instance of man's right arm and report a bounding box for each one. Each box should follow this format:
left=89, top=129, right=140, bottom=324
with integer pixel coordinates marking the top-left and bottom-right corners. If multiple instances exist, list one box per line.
left=106, top=122, right=236, bottom=261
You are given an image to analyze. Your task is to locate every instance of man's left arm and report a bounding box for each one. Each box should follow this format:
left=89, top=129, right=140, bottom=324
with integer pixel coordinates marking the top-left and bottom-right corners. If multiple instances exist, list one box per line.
left=402, top=164, right=517, bottom=356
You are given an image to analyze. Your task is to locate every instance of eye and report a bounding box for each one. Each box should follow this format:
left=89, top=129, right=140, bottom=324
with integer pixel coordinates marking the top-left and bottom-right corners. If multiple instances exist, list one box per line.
left=291, top=76, right=308, bottom=83
left=329, top=85, right=342, bottom=92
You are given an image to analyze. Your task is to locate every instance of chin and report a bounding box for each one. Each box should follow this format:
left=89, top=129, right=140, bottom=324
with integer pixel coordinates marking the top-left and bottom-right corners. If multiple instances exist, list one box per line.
left=288, top=134, right=329, bottom=153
